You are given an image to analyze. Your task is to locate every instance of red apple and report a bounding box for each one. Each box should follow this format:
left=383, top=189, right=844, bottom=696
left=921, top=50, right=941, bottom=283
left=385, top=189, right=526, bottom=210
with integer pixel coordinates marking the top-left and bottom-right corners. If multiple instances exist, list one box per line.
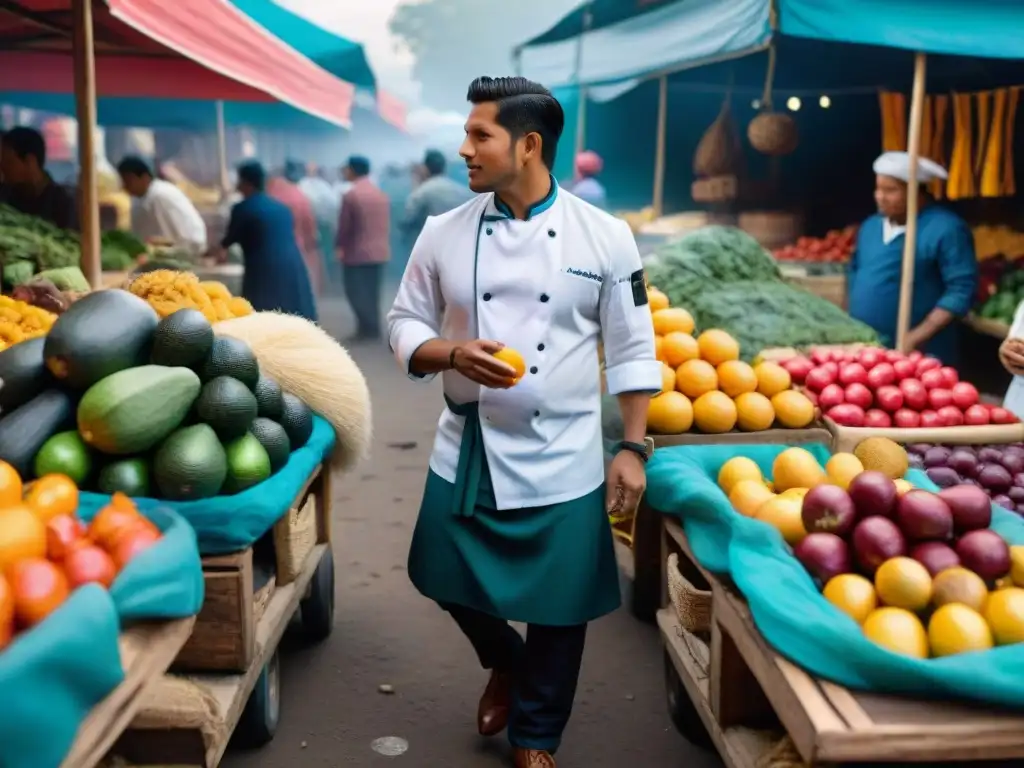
left=894, top=408, right=921, bottom=428
left=936, top=405, right=964, bottom=427
left=875, top=385, right=904, bottom=412
left=991, top=407, right=1018, bottom=425
left=963, top=404, right=991, bottom=425
left=928, top=388, right=953, bottom=410
left=916, top=357, right=941, bottom=376
left=939, top=366, right=959, bottom=388
left=864, top=409, right=892, bottom=428
left=818, top=383, right=846, bottom=410
left=951, top=382, right=979, bottom=409
left=805, top=367, right=836, bottom=393
left=838, top=363, right=868, bottom=386
left=893, top=359, right=917, bottom=380
left=920, top=368, right=946, bottom=390
left=866, top=362, right=896, bottom=389
left=844, top=383, right=873, bottom=410
left=859, top=348, right=885, bottom=370
left=827, top=403, right=866, bottom=427
left=899, top=379, right=928, bottom=411
left=919, top=410, right=943, bottom=428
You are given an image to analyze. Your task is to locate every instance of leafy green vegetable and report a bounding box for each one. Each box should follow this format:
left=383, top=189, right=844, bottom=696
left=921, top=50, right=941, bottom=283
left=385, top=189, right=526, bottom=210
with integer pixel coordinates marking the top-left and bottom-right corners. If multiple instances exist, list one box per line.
left=36, top=267, right=90, bottom=292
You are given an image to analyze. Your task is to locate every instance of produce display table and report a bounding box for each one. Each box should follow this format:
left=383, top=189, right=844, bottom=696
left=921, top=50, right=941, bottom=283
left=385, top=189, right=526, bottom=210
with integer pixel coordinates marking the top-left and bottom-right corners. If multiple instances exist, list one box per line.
left=61, top=618, right=196, bottom=768
left=109, top=465, right=335, bottom=767
left=659, top=518, right=1024, bottom=766
left=825, top=419, right=1024, bottom=453
left=629, top=427, right=833, bottom=622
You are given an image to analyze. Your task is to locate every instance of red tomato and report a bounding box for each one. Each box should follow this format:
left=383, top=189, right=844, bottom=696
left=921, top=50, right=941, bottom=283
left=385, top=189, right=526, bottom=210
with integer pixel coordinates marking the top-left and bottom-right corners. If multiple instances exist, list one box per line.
left=915, top=357, right=941, bottom=376
left=64, top=545, right=118, bottom=589
left=45, top=515, right=86, bottom=562
left=864, top=409, right=892, bottom=428
left=8, top=558, right=69, bottom=627
left=899, top=379, right=929, bottom=411
left=111, top=527, right=161, bottom=571
left=919, top=369, right=946, bottom=390
left=858, top=348, right=886, bottom=370
left=893, top=359, right=917, bottom=380
left=838, top=363, right=868, bottom=386
left=936, top=406, right=965, bottom=427
left=938, top=366, right=959, bottom=388
left=844, top=383, right=874, bottom=410
left=963, top=404, right=991, bottom=425
left=927, top=388, right=953, bottom=410
left=919, top=410, right=943, bottom=428
left=893, top=408, right=921, bottom=428
left=818, top=383, right=846, bottom=409
left=990, top=407, right=1018, bottom=425
left=875, top=385, right=904, bottom=412
left=866, top=363, right=896, bottom=389
left=804, top=367, right=836, bottom=393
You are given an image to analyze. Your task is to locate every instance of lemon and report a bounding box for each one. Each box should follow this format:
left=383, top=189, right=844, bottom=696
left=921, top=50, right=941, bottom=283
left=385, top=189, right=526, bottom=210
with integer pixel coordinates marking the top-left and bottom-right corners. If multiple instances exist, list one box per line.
left=823, top=574, right=877, bottom=624
left=874, top=557, right=933, bottom=612
left=825, top=453, right=865, bottom=491
left=862, top=607, right=929, bottom=658
left=717, top=457, right=763, bottom=494
left=983, top=587, right=1024, bottom=646
left=928, top=604, right=993, bottom=657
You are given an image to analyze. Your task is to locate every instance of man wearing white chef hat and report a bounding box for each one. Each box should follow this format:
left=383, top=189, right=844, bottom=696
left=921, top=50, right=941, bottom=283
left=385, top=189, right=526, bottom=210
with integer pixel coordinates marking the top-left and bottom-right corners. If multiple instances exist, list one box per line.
left=846, top=150, right=977, bottom=364
left=387, top=75, right=661, bottom=767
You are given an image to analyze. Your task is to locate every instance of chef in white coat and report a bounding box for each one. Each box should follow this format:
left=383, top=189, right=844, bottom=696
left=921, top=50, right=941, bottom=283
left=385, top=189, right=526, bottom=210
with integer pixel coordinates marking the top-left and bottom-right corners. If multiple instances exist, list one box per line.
left=387, top=75, right=660, bottom=768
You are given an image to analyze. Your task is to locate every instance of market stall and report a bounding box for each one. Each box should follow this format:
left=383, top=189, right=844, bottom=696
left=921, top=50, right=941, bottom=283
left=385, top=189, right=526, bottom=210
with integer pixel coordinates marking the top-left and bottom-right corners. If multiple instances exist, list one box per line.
left=0, top=274, right=371, bottom=765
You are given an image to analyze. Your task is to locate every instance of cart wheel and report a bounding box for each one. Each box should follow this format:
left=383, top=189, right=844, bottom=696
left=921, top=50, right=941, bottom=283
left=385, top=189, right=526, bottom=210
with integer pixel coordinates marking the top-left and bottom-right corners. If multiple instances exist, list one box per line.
left=664, top=649, right=712, bottom=748
left=236, top=650, right=281, bottom=748
left=299, top=547, right=335, bottom=642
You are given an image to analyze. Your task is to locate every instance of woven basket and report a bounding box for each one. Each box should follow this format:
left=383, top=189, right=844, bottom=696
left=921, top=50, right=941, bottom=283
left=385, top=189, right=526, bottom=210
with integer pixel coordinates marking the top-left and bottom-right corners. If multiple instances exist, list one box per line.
left=755, top=735, right=807, bottom=768
left=274, top=493, right=317, bottom=585
left=253, top=576, right=276, bottom=626
left=667, top=552, right=712, bottom=633
left=748, top=111, right=799, bottom=156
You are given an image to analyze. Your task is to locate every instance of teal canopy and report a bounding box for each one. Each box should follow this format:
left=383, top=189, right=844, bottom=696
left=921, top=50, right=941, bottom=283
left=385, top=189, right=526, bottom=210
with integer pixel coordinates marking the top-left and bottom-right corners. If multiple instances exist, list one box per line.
left=1, top=0, right=376, bottom=132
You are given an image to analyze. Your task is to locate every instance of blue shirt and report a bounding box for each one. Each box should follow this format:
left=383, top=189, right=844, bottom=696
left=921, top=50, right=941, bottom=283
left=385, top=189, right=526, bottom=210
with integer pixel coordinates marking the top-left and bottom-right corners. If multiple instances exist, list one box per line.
left=569, top=177, right=607, bottom=210
left=847, top=206, right=977, bottom=364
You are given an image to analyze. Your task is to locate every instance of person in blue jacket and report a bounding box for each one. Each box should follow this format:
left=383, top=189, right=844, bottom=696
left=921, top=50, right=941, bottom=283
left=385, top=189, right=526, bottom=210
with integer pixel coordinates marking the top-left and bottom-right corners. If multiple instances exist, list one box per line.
left=847, top=151, right=977, bottom=364
left=221, top=161, right=318, bottom=322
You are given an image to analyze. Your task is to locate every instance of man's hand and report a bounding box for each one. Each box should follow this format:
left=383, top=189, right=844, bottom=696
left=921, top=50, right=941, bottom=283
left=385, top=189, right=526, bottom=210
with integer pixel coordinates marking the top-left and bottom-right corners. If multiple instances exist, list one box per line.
left=1000, top=338, right=1024, bottom=375
left=902, top=325, right=930, bottom=353
left=606, top=450, right=646, bottom=518
left=452, top=339, right=517, bottom=389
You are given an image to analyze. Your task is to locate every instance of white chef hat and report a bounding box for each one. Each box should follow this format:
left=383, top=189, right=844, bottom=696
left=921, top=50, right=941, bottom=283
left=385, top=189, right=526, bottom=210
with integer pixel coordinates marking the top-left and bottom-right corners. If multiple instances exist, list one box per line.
left=873, top=151, right=949, bottom=183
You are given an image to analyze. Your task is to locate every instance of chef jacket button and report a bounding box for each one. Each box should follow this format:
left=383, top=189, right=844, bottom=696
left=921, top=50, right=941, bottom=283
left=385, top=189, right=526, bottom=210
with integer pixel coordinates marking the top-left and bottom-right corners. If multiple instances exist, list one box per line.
left=534, top=410, right=541, bottom=417
left=530, top=366, right=538, bottom=374
left=483, top=292, right=492, bottom=301
left=540, top=293, right=550, bottom=303
left=537, top=343, right=545, bottom=351
left=548, top=229, right=556, bottom=237
left=486, top=227, right=493, bottom=235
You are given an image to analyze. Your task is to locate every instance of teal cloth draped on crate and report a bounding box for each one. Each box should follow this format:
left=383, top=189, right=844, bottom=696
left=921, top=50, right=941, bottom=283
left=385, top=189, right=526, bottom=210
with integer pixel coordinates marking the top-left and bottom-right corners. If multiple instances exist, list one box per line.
left=645, top=442, right=1024, bottom=708
left=76, top=415, right=336, bottom=555
left=0, top=506, right=205, bottom=768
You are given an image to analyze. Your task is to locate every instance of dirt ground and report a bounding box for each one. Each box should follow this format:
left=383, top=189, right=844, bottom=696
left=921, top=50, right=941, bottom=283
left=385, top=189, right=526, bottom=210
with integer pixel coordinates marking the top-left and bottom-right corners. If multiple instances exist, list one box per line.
left=221, top=296, right=722, bottom=768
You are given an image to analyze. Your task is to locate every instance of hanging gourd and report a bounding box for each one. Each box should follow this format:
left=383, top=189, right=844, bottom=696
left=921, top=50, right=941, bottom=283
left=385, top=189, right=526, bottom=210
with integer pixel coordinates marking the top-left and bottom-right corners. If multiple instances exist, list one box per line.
left=746, top=44, right=799, bottom=157
left=693, top=99, right=743, bottom=177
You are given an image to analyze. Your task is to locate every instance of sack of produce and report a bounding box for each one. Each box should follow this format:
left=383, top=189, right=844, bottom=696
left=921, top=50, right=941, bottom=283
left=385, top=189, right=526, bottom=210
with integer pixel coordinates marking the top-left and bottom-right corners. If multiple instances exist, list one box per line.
left=0, top=477, right=204, bottom=768
left=646, top=440, right=1024, bottom=707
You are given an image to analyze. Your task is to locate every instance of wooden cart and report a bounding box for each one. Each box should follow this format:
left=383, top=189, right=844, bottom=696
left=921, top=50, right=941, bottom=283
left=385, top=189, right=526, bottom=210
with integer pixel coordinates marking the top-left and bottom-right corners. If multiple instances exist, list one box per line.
left=659, top=517, right=1024, bottom=766
left=61, top=618, right=196, bottom=768
left=629, top=426, right=833, bottom=622
left=108, top=465, right=334, bottom=767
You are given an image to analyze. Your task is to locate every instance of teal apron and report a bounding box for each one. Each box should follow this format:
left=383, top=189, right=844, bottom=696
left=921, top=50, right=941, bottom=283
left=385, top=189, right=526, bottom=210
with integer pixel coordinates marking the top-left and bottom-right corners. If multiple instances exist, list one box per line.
left=407, top=205, right=622, bottom=627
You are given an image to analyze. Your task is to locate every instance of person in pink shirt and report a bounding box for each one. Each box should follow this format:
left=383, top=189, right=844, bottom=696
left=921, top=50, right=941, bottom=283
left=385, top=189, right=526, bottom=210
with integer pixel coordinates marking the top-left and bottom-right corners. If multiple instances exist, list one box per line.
left=267, top=160, right=322, bottom=295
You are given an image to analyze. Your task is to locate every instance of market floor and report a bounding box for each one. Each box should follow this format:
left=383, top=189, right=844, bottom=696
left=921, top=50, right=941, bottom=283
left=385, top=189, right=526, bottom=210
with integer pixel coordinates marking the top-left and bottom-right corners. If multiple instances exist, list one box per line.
left=220, top=296, right=721, bottom=768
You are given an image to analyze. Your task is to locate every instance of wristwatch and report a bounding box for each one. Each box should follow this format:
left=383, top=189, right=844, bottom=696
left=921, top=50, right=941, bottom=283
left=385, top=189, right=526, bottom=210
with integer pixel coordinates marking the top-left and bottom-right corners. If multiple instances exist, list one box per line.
left=616, top=440, right=650, bottom=463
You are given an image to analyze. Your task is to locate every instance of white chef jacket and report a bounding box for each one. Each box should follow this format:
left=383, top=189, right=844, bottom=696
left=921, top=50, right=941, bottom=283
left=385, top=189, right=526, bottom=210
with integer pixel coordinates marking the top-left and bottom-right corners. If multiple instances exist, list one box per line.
left=1004, top=300, right=1024, bottom=418
left=130, top=179, right=208, bottom=255
left=387, top=181, right=661, bottom=510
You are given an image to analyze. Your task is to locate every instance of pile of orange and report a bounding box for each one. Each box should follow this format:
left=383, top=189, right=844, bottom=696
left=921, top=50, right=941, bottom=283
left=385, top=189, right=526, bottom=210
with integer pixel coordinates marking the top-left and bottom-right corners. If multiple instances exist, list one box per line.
left=0, top=462, right=162, bottom=652
left=646, top=288, right=815, bottom=435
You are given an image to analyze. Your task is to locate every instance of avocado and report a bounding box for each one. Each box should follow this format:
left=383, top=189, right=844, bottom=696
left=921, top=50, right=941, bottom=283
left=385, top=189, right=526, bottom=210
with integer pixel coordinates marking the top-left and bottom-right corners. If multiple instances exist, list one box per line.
left=253, top=374, right=284, bottom=419
left=279, top=393, right=314, bottom=449
left=151, top=308, right=215, bottom=368
left=98, top=457, right=151, bottom=497
left=222, top=433, right=272, bottom=494
left=201, top=337, right=259, bottom=389
left=248, top=417, right=291, bottom=472
left=153, top=424, right=227, bottom=500
left=43, top=288, right=159, bottom=389
left=196, top=376, right=258, bottom=439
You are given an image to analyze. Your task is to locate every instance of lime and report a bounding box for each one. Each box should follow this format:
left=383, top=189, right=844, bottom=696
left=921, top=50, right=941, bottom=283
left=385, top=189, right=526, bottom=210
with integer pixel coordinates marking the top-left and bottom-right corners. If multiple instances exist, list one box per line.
left=98, top=458, right=151, bottom=497
left=34, top=431, right=93, bottom=485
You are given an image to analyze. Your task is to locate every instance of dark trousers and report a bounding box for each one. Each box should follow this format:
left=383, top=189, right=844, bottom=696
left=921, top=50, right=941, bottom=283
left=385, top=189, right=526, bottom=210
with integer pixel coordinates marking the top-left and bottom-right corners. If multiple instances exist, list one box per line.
left=342, top=263, right=382, bottom=339
left=440, top=601, right=587, bottom=753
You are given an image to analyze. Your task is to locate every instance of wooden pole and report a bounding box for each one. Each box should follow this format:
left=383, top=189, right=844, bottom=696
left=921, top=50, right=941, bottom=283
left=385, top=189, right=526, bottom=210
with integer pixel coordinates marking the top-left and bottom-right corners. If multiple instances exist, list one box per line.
left=215, top=100, right=229, bottom=195
left=652, top=75, right=668, bottom=218
left=572, top=6, right=592, bottom=159
left=895, top=52, right=928, bottom=352
left=72, top=0, right=100, bottom=289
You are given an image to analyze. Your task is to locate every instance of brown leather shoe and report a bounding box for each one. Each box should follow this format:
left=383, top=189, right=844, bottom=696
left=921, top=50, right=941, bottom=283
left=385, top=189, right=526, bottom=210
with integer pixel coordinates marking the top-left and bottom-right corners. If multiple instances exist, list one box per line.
left=514, top=748, right=556, bottom=768
left=477, top=670, right=512, bottom=736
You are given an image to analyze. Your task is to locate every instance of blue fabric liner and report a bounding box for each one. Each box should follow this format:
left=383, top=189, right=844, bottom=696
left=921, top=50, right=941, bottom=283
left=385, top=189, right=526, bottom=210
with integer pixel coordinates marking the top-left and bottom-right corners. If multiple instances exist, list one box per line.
left=77, top=416, right=336, bottom=555
left=0, top=506, right=205, bottom=768
left=646, top=442, right=1024, bottom=708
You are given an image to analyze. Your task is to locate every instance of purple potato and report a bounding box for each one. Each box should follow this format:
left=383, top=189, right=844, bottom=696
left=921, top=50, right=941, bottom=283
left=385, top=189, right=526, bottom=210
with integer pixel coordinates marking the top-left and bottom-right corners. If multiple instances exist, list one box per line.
left=948, top=450, right=980, bottom=478
left=1014, top=472, right=1024, bottom=488
left=1009, top=486, right=1024, bottom=504
left=978, top=463, right=1013, bottom=494
left=1003, top=451, right=1024, bottom=475
left=907, top=443, right=933, bottom=456
left=979, top=446, right=1004, bottom=464
left=926, top=466, right=962, bottom=489
left=924, top=447, right=953, bottom=468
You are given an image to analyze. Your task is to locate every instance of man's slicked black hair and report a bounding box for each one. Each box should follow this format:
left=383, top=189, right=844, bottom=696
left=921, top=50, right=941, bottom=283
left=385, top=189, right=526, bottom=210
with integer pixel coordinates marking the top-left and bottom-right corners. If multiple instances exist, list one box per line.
left=116, top=155, right=153, bottom=178
left=2, top=126, right=46, bottom=167
left=467, top=76, right=564, bottom=170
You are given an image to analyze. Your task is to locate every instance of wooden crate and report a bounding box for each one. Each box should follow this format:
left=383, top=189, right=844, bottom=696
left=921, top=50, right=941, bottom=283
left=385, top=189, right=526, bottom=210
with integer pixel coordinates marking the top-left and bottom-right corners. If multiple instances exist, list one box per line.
left=659, top=519, right=1024, bottom=766
left=173, top=467, right=329, bottom=673
left=825, top=417, right=1024, bottom=453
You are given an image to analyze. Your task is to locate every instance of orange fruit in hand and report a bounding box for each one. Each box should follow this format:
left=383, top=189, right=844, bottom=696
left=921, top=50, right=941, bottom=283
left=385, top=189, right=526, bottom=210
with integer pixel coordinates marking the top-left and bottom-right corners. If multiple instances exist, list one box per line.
left=8, top=557, right=69, bottom=627
left=25, top=474, right=79, bottom=524
left=0, top=461, right=22, bottom=508
left=0, top=504, right=46, bottom=572
left=492, top=347, right=526, bottom=384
